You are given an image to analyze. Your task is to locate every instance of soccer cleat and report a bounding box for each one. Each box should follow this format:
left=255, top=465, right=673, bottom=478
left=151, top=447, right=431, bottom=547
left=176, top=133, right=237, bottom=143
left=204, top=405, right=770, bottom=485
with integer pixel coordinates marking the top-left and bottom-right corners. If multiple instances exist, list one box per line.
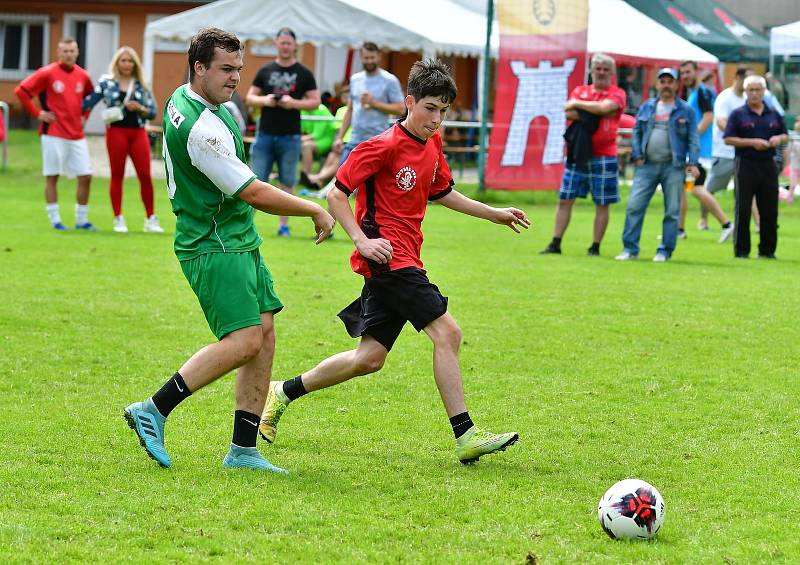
left=539, top=243, right=561, bottom=255
left=75, top=222, right=97, bottom=231
left=52, top=222, right=68, bottom=231
left=455, top=426, right=519, bottom=464
left=113, top=215, right=128, bottom=233
left=614, top=251, right=638, bottom=261
left=223, top=445, right=288, bottom=473
left=259, top=380, right=288, bottom=444
left=123, top=399, right=171, bottom=467
left=144, top=215, right=165, bottom=233
left=277, top=225, right=291, bottom=237
left=652, top=253, right=669, bottom=262
left=718, top=223, right=734, bottom=243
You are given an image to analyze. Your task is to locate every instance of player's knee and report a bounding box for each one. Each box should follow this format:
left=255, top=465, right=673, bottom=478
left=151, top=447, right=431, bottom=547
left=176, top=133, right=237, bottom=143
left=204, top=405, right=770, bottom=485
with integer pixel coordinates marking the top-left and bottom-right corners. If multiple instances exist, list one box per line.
left=233, top=326, right=263, bottom=362
left=432, top=321, right=462, bottom=352
left=353, top=351, right=385, bottom=375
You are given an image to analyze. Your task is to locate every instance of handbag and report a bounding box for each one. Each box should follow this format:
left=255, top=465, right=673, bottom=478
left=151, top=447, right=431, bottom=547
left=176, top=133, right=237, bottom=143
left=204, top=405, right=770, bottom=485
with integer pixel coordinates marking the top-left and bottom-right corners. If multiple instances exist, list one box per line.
left=102, top=81, right=134, bottom=125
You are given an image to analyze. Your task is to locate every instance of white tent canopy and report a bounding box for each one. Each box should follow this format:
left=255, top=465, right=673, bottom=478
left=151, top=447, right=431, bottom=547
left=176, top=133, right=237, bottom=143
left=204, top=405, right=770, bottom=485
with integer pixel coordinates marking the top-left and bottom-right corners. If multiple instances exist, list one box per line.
left=770, top=20, right=800, bottom=57
left=588, top=0, right=718, bottom=65
left=145, top=0, right=493, bottom=58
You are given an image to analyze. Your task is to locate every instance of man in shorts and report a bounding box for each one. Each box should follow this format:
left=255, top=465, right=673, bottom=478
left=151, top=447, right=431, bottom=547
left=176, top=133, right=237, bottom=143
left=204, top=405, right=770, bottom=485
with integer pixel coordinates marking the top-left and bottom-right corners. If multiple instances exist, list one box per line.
left=258, top=59, right=530, bottom=465
left=540, top=53, right=626, bottom=257
left=123, top=28, right=335, bottom=472
left=246, top=28, right=320, bottom=237
left=15, top=38, right=95, bottom=230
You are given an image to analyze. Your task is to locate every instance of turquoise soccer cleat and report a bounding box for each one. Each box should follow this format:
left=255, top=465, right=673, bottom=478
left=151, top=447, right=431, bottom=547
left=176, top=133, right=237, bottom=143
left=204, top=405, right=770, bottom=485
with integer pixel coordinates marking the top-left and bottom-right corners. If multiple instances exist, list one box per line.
left=223, top=445, right=288, bottom=473
left=123, top=399, right=171, bottom=468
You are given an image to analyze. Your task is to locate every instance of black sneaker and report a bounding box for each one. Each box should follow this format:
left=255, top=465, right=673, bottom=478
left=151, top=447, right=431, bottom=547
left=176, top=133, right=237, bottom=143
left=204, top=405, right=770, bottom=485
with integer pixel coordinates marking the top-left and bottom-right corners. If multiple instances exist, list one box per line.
left=539, top=243, right=561, bottom=255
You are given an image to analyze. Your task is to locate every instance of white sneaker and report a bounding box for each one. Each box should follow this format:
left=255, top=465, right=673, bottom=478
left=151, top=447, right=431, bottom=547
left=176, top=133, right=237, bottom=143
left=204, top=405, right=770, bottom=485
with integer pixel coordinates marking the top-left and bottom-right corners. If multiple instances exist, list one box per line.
left=653, top=253, right=669, bottom=262
left=144, top=215, right=165, bottom=233
left=113, top=215, right=128, bottom=233
left=718, top=223, right=734, bottom=243
left=614, top=251, right=638, bottom=261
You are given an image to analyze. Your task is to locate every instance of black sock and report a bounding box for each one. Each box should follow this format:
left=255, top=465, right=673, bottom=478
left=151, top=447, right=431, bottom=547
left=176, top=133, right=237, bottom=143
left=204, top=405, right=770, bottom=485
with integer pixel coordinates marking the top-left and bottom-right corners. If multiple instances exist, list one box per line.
left=722, top=221, right=731, bottom=229
left=151, top=372, right=191, bottom=418
left=450, top=411, right=474, bottom=440
left=589, top=242, right=600, bottom=252
left=282, top=375, right=308, bottom=401
left=232, top=410, right=261, bottom=448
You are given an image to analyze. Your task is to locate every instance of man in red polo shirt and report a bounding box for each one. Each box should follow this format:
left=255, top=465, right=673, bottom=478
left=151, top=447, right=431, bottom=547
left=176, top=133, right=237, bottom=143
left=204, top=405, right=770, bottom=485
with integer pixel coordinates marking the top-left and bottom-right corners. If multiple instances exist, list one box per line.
left=541, top=53, right=626, bottom=256
left=258, top=59, right=530, bottom=465
left=15, top=37, right=95, bottom=230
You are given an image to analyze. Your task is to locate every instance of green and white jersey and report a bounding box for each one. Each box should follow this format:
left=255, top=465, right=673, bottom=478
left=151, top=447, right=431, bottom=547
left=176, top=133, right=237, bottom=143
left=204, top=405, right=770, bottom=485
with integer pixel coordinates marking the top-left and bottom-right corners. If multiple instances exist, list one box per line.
left=163, top=84, right=260, bottom=261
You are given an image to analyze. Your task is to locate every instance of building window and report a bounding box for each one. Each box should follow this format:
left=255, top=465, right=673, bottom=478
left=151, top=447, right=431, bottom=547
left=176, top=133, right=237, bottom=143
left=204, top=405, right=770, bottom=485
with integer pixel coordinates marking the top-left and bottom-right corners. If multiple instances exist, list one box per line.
left=0, top=14, right=49, bottom=80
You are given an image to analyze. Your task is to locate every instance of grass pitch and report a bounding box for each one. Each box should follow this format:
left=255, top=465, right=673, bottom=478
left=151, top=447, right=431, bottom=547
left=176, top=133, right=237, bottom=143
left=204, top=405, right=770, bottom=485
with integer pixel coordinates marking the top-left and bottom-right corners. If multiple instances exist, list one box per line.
left=1, top=129, right=798, bottom=563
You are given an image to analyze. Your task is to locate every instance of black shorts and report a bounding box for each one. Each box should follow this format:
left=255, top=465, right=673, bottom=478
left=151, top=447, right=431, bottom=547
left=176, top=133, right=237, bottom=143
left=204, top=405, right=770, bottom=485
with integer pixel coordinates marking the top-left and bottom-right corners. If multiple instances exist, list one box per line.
left=695, top=163, right=707, bottom=186
left=337, top=267, right=448, bottom=351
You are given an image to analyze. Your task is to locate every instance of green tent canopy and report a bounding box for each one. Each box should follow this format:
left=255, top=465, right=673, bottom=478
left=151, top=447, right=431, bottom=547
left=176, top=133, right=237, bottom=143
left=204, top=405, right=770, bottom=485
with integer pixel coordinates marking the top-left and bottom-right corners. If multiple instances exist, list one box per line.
left=625, top=0, right=769, bottom=61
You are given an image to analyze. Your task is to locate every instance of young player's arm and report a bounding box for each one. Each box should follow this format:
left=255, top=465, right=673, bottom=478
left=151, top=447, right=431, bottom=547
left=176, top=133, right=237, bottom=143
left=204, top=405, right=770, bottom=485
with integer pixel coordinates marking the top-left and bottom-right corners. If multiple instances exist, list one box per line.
left=326, top=187, right=393, bottom=263
left=436, top=190, right=530, bottom=233
left=239, top=180, right=334, bottom=243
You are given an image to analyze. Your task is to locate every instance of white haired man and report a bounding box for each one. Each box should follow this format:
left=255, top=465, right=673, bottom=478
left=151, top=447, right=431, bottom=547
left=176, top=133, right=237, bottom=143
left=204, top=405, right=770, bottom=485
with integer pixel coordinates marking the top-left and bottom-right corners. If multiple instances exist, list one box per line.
left=541, top=53, right=626, bottom=257
left=723, top=75, right=788, bottom=259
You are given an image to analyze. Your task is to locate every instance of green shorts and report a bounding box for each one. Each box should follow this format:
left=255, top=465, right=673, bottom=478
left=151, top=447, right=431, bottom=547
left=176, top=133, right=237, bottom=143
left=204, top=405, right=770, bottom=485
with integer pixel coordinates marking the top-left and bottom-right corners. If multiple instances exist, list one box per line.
left=180, top=250, right=283, bottom=340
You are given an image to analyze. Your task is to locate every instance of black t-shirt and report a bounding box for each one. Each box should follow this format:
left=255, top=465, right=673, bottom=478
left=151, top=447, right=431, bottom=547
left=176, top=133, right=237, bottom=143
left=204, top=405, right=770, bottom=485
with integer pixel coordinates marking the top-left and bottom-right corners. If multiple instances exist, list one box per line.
left=252, top=61, right=317, bottom=135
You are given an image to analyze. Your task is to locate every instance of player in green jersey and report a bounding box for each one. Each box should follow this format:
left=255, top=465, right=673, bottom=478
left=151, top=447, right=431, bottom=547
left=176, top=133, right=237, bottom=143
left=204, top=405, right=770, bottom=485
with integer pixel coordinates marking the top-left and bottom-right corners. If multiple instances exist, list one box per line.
left=123, top=28, right=335, bottom=473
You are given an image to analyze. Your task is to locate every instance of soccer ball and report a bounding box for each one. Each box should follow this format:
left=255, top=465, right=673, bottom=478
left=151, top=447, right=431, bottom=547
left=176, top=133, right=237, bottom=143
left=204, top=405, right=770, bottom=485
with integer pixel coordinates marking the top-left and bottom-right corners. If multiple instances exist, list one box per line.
left=598, top=479, right=665, bottom=540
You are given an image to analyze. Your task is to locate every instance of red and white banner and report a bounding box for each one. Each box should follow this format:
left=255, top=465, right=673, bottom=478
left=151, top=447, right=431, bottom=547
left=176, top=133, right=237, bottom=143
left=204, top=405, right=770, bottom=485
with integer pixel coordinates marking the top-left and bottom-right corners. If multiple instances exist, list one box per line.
left=486, top=0, right=589, bottom=190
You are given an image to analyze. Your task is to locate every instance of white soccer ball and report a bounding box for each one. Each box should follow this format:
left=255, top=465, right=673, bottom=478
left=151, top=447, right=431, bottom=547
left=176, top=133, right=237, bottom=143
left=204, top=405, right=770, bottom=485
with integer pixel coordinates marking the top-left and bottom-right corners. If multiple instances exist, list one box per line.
left=598, top=479, right=665, bottom=540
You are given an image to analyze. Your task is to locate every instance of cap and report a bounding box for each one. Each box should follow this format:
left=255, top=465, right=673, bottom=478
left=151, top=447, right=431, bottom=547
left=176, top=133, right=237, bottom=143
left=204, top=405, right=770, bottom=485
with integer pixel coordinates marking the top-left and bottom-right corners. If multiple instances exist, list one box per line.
left=657, top=67, right=678, bottom=80
left=276, top=27, right=296, bottom=39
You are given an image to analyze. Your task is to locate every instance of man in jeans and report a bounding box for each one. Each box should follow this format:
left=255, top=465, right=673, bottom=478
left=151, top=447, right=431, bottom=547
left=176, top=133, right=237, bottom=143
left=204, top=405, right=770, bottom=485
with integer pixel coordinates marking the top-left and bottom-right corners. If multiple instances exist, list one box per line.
left=247, top=28, right=320, bottom=237
left=616, top=68, right=699, bottom=262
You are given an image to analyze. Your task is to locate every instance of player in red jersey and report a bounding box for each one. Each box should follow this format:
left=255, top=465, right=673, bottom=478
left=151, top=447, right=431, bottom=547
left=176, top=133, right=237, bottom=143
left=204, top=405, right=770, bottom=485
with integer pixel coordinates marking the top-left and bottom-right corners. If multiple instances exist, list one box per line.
left=15, top=38, right=95, bottom=230
left=258, top=59, right=530, bottom=465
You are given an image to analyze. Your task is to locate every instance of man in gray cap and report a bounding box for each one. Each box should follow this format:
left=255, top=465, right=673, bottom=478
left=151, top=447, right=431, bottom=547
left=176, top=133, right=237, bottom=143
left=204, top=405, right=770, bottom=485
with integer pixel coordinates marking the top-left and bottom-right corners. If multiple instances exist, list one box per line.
left=616, top=68, right=699, bottom=262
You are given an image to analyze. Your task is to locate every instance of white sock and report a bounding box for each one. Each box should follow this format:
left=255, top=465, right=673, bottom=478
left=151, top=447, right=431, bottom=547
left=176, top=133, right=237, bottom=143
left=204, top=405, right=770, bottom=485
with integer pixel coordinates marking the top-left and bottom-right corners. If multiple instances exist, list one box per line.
left=46, top=203, right=61, bottom=225
left=75, top=204, right=89, bottom=225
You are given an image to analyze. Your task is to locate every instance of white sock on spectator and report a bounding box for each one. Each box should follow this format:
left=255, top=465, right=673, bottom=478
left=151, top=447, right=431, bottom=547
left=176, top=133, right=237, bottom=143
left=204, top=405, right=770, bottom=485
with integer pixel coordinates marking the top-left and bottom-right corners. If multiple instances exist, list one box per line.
left=47, top=204, right=62, bottom=225
left=75, top=204, right=89, bottom=225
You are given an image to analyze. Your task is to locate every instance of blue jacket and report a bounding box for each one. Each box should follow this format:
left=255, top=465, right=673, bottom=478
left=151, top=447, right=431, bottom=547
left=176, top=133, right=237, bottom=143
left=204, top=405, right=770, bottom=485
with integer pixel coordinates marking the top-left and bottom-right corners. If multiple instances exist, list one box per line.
left=632, top=96, right=699, bottom=168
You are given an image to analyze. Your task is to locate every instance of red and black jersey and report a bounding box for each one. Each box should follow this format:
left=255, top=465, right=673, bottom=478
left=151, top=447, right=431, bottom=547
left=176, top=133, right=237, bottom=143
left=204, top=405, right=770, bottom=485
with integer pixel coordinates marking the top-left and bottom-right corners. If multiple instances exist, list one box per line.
left=15, top=62, right=93, bottom=140
left=335, top=122, right=454, bottom=278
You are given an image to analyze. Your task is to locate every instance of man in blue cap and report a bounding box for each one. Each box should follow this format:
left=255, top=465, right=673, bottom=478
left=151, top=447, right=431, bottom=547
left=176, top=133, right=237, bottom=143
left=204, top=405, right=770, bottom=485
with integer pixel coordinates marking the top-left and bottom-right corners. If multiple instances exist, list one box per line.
left=616, top=68, right=699, bottom=262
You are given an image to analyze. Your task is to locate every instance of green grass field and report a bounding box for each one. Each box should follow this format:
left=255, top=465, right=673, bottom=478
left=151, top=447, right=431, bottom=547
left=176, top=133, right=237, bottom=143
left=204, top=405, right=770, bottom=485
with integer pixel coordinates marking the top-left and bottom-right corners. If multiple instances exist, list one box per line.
left=1, top=129, right=799, bottom=563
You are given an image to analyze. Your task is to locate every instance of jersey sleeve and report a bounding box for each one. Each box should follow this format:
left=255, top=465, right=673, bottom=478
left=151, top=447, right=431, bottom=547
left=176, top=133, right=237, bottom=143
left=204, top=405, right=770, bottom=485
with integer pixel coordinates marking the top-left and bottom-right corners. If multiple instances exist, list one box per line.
left=387, top=75, right=404, bottom=103
left=429, top=136, right=454, bottom=201
left=186, top=118, right=256, bottom=196
left=334, top=138, right=389, bottom=196
left=251, top=67, right=267, bottom=93
left=609, top=87, right=627, bottom=117
left=300, top=66, right=317, bottom=96
left=722, top=109, right=740, bottom=139
left=18, top=67, right=47, bottom=97
left=698, top=87, right=714, bottom=114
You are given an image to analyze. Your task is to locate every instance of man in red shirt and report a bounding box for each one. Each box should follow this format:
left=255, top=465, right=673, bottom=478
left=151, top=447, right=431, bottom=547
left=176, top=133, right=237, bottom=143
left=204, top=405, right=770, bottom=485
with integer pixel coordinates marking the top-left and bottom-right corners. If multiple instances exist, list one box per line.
left=15, top=38, right=95, bottom=230
left=258, top=59, right=530, bottom=465
left=541, top=53, right=626, bottom=256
